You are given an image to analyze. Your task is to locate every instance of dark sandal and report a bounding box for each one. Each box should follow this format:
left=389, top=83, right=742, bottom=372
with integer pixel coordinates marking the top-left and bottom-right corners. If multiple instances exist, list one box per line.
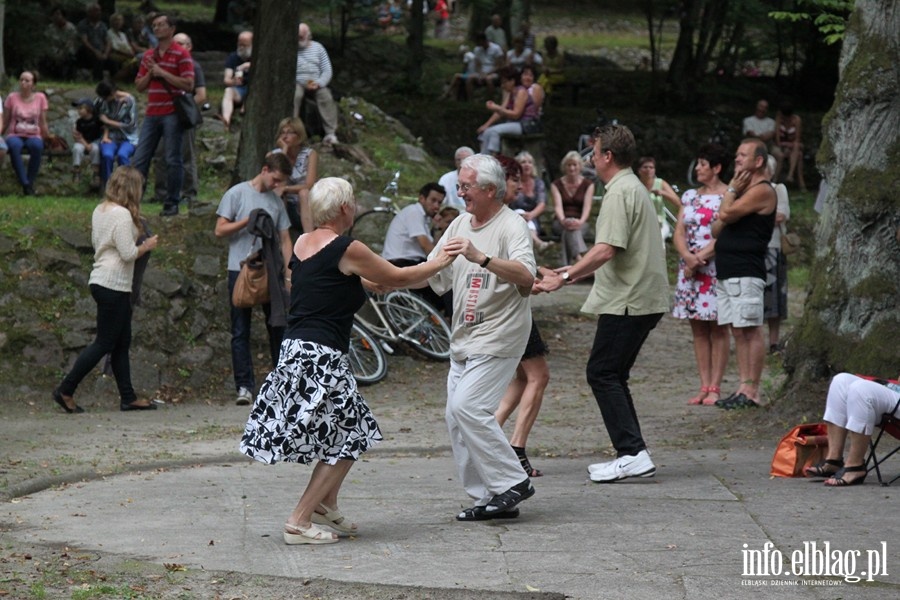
left=484, top=479, right=534, bottom=514
left=515, top=448, right=543, bottom=478
left=824, top=465, right=867, bottom=487
left=456, top=506, right=520, bottom=521
left=718, top=393, right=760, bottom=410
left=805, top=459, right=844, bottom=478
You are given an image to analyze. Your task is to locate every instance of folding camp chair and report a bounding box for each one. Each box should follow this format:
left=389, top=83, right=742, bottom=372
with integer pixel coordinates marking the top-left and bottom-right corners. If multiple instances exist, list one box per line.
left=866, top=398, right=900, bottom=486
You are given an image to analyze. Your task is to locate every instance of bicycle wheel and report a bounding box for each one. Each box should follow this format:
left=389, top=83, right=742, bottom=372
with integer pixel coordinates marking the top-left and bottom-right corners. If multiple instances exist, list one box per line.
left=348, top=320, right=388, bottom=385
left=350, top=208, right=395, bottom=255
left=383, top=291, right=452, bottom=361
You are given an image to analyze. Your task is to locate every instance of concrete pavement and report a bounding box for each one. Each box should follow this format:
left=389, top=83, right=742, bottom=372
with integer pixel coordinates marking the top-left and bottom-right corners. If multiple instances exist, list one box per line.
left=4, top=444, right=898, bottom=599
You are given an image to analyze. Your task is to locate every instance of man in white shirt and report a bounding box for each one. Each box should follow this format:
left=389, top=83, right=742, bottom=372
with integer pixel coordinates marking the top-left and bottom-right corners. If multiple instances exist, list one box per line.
left=382, top=182, right=445, bottom=265
left=467, top=33, right=504, bottom=99
left=438, top=146, right=474, bottom=209
left=742, top=98, right=782, bottom=174
left=382, top=182, right=449, bottom=314
left=484, top=14, right=508, bottom=51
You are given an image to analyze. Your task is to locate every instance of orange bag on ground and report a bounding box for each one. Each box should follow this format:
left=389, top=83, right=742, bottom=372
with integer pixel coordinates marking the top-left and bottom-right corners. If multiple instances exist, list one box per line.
left=770, top=423, right=829, bottom=477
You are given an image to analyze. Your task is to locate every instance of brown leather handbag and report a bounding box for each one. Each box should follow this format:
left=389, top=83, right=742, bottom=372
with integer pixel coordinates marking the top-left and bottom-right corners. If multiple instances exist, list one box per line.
left=231, top=250, right=269, bottom=308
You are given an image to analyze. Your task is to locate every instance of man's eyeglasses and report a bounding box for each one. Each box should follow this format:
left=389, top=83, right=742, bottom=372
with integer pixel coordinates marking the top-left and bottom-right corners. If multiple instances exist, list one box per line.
left=456, top=182, right=480, bottom=194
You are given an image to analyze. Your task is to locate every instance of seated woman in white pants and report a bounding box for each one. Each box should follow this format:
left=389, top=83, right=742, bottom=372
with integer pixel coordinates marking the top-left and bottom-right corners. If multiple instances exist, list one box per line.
left=805, top=372, right=900, bottom=486
left=476, top=66, right=539, bottom=155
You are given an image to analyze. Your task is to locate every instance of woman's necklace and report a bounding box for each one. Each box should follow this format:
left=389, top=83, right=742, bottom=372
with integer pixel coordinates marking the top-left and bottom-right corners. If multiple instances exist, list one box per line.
left=318, top=226, right=341, bottom=236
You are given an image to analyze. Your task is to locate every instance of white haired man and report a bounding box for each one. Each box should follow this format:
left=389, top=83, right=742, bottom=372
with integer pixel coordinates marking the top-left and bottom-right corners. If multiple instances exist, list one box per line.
left=438, top=146, right=474, bottom=209
left=293, top=23, right=339, bottom=145
left=428, top=154, right=537, bottom=521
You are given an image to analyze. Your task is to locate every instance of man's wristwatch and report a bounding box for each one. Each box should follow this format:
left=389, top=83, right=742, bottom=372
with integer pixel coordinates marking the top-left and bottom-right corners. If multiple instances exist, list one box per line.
left=480, top=255, right=492, bottom=268
left=727, top=186, right=737, bottom=195
left=561, top=271, right=570, bottom=283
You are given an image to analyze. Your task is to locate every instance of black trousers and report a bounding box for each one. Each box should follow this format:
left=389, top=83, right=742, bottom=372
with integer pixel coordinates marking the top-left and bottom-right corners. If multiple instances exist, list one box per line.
left=586, top=312, right=663, bottom=457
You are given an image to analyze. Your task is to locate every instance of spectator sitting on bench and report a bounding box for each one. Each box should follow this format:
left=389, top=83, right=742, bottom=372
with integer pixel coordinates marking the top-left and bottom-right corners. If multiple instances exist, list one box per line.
left=510, top=151, right=549, bottom=251
left=2, top=71, right=51, bottom=196
left=221, top=31, right=252, bottom=129
left=520, top=65, right=545, bottom=118
left=537, top=35, right=565, bottom=96
left=506, top=36, right=540, bottom=70
left=466, top=33, right=504, bottom=100
left=551, top=150, right=594, bottom=266
left=441, top=46, right=477, bottom=101
left=42, top=8, right=79, bottom=80
left=476, top=66, right=540, bottom=155
left=71, top=98, right=103, bottom=189
left=96, top=80, right=139, bottom=190
left=108, top=13, right=139, bottom=81
left=77, top=3, right=115, bottom=81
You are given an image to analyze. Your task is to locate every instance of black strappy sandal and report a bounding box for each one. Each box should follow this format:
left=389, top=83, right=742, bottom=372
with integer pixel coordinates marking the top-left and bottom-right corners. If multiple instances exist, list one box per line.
left=824, top=465, right=867, bottom=487
left=805, top=458, right=843, bottom=478
left=513, top=446, right=543, bottom=477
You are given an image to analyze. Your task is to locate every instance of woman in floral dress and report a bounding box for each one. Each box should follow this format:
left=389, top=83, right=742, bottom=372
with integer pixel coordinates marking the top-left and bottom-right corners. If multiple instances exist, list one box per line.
left=672, top=144, right=730, bottom=405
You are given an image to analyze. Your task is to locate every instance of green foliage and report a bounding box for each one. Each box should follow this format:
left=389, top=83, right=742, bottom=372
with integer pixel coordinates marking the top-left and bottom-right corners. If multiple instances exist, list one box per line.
left=769, top=0, right=854, bottom=45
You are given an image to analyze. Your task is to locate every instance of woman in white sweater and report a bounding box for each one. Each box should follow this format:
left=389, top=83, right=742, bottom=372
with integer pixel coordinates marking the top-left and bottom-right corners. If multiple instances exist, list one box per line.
left=53, top=167, right=158, bottom=413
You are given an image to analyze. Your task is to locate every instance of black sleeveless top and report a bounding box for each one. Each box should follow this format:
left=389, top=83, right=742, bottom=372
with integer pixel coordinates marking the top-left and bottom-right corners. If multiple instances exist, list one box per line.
left=716, top=185, right=776, bottom=281
left=286, top=236, right=366, bottom=354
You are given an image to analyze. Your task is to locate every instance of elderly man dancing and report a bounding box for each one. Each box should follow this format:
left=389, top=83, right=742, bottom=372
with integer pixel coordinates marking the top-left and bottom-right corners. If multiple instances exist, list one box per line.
left=428, top=154, right=537, bottom=521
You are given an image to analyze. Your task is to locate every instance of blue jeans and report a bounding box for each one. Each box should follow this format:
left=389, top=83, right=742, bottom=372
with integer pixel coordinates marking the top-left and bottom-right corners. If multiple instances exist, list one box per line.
left=586, top=312, right=663, bottom=457
left=60, top=285, right=136, bottom=404
left=227, top=270, right=284, bottom=391
left=6, top=135, right=44, bottom=187
left=100, top=141, right=136, bottom=185
left=132, top=113, right=183, bottom=207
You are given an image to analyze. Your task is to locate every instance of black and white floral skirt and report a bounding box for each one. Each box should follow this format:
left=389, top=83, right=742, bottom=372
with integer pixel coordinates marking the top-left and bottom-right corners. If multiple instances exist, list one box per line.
left=239, top=339, right=382, bottom=465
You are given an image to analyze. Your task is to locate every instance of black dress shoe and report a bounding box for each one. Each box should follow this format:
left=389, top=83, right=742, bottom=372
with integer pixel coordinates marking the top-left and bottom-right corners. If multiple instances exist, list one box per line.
left=52, top=388, right=85, bottom=414
left=121, top=401, right=157, bottom=411
left=160, top=205, right=179, bottom=217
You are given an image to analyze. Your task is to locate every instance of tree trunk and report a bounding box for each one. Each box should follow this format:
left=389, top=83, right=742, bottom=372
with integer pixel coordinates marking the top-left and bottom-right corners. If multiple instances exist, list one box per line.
left=665, top=0, right=702, bottom=105
left=214, top=0, right=229, bottom=24
left=407, top=0, right=425, bottom=85
left=467, top=0, right=494, bottom=41
left=786, top=0, right=900, bottom=382
left=0, top=2, right=6, bottom=86
left=99, top=0, right=116, bottom=17
left=234, top=0, right=303, bottom=183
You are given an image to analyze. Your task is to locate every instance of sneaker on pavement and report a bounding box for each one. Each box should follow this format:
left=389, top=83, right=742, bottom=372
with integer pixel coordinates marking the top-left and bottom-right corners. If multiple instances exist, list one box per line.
left=588, top=448, right=652, bottom=474
left=236, top=387, right=253, bottom=406
left=589, top=450, right=656, bottom=483
left=587, top=458, right=617, bottom=474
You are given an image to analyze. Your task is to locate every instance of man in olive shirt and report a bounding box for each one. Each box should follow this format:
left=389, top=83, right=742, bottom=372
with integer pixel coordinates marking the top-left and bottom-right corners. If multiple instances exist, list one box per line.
left=537, top=124, right=669, bottom=483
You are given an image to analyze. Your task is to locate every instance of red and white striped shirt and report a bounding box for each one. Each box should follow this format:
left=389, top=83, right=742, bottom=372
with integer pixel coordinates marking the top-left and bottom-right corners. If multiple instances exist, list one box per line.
left=136, top=42, right=195, bottom=116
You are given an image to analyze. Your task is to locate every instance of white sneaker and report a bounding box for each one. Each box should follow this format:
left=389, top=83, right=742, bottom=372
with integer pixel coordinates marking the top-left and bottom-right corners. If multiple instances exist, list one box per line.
left=587, top=458, right=617, bottom=474
left=589, top=450, right=656, bottom=483
left=236, top=387, right=253, bottom=406
left=322, top=134, right=338, bottom=145
left=588, top=448, right=652, bottom=474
